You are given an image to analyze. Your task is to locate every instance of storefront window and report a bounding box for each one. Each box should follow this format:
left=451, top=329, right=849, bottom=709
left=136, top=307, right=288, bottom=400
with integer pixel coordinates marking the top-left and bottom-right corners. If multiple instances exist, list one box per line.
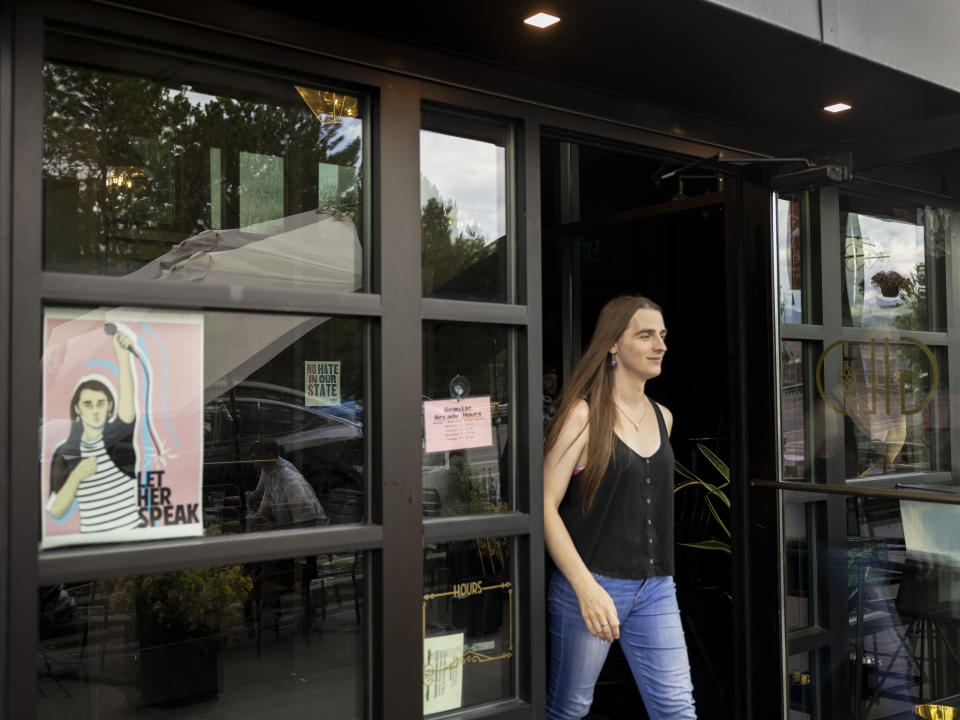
left=423, top=538, right=514, bottom=714
left=840, top=196, right=950, bottom=331
left=420, top=110, right=511, bottom=302
left=40, top=307, right=366, bottom=550
left=43, top=55, right=366, bottom=292
left=421, top=323, right=512, bottom=516
left=38, top=554, right=366, bottom=719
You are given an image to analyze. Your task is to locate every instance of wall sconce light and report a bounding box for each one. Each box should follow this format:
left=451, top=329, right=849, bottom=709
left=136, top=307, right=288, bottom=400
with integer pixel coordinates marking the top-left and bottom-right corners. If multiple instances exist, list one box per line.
left=295, top=85, right=359, bottom=125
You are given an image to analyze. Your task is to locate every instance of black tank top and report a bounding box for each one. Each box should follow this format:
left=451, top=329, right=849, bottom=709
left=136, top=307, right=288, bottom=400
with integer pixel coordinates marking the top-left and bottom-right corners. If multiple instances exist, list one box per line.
left=558, top=401, right=675, bottom=579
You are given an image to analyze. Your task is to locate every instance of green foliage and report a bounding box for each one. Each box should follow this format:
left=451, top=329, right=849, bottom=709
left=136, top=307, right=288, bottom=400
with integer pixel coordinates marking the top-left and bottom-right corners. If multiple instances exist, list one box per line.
left=104, top=565, right=253, bottom=635
left=893, top=262, right=927, bottom=331
left=674, top=443, right=731, bottom=554
left=43, top=61, right=363, bottom=273
left=448, top=455, right=507, bottom=515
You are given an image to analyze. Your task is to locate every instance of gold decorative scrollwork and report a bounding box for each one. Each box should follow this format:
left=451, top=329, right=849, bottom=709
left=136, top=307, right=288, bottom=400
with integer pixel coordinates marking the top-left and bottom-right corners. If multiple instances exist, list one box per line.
left=422, top=582, right=513, bottom=671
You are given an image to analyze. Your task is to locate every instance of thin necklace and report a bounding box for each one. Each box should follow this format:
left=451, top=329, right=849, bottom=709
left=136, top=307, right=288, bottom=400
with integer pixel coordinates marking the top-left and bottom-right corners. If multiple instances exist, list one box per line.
left=615, top=398, right=648, bottom=431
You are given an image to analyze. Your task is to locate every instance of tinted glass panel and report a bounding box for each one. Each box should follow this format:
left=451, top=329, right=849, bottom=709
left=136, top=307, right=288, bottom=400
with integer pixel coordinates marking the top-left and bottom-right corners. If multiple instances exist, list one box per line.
left=839, top=341, right=949, bottom=477
left=840, top=196, right=950, bottom=331
left=784, top=502, right=813, bottom=631
left=778, top=191, right=821, bottom=325
left=422, top=323, right=512, bottom=516
left=43, top=48, right=365, bottom=292
left=40, top=308, right=366, bottom=549
left=787, top=651, right=819, bottom=719
left=781, top=341, right=826, bottom=483
left=844, top=495, right=960, bottom=717
left=38, top=555, right=366, bottom=718
left=423, top=538, right=514, bottom=714
left=420, top=112, right=509, bottom=302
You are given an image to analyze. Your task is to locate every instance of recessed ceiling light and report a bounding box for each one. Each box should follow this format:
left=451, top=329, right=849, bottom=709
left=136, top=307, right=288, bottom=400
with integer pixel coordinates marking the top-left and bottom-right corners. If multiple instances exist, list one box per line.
left=824, top=102, right=852, bottom=113
left=524, top=12, right=560, bottom=28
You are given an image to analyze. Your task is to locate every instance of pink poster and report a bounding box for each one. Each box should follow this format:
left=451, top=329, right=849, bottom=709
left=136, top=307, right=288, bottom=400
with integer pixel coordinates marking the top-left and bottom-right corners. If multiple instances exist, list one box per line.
left=423, top=396, right=493, bottom=453
left=40, top=308, right=204, bottom=549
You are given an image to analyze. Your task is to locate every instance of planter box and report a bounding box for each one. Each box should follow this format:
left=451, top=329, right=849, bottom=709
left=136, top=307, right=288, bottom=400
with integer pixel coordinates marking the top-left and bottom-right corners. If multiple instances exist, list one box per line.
left=137, top=611, right=223, bottom=706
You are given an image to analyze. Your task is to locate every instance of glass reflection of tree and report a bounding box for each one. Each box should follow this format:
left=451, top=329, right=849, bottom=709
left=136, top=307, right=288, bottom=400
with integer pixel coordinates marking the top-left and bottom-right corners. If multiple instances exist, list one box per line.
left=421, top=197, right=497, bottom=294
left=43, top=62, right=362, bottom=274
left=894, top=263, right=927, bottom=331
left=43, top=63, right=191, bottom=272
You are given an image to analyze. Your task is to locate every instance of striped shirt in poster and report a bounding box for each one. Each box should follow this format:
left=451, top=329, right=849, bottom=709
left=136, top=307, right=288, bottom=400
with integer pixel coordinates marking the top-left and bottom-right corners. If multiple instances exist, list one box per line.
left=76, top=437, right=142, bottom=533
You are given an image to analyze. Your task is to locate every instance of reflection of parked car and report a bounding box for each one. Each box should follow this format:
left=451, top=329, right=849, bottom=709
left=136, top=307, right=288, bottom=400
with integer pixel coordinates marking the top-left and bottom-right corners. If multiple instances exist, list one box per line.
left=230, top=380, right=364, bottom=424
left=203, top=396, right=363, bottom=505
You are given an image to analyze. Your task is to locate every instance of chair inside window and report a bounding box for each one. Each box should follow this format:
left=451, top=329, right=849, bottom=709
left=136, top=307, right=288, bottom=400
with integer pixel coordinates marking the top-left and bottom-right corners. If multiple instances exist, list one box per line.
left=314, top=488, right=364, bottom=627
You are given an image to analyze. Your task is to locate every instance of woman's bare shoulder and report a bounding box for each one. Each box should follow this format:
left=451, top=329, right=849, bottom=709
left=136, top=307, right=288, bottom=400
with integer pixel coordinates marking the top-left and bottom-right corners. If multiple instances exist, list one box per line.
left=568, top=398, right=590, bottom=426
left=655, top=401, right=673, bottom=434
left=551, top=398, right=590, bottom=449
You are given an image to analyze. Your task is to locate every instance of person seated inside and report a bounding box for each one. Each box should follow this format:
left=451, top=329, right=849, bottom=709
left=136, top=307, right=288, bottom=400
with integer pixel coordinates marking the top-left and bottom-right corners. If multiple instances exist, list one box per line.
left=246, top=440, right=328, bottom=529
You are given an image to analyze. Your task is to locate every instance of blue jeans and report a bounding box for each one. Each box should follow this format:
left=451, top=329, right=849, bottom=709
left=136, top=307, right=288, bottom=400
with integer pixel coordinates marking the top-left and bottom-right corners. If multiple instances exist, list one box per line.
left=547, top=571, right=697, bottom=720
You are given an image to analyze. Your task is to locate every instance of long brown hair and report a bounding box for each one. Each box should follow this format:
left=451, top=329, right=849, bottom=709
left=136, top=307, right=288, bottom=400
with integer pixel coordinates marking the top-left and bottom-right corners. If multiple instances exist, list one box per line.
left=544, top=295, right=663, bottom=511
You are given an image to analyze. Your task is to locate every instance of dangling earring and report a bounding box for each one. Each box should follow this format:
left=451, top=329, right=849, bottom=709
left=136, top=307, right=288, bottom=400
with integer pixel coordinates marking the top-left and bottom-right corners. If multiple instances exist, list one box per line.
left=609, top=353, right=618, bottom=368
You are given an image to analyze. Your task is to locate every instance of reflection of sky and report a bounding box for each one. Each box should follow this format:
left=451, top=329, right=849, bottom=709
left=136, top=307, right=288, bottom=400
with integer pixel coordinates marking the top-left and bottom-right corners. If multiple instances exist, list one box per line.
left=335, top=117, right=363, bottom=145
left=857, top=213, right=923, bottom=278
left=420, top=131, right=505, bottom=245
left=183, top=89, right=216, bottom=108
left=854, top=212, right=924, bottom=325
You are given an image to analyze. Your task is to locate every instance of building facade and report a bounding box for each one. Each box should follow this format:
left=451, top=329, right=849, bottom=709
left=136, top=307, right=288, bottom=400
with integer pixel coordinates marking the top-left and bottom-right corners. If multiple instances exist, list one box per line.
left=6, top=1, right=960, bottom=719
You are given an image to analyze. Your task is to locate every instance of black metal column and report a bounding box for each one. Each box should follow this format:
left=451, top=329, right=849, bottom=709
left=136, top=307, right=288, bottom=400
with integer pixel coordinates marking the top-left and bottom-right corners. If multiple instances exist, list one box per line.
left=6, top=0, right=43, bottom=715
left=376, top=74, right=424, bottom=720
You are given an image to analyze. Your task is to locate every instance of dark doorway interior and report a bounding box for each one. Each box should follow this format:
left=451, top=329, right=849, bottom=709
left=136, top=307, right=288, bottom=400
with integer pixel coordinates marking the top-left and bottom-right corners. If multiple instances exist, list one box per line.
left=541, top=137, right=733, bottom=720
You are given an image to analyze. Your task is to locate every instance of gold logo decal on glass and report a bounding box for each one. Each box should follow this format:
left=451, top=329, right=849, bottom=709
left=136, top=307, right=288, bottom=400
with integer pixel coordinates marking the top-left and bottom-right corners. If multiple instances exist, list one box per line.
left=815, top=336, right=939, bottom=416
left=423, top=581, right=514, bottom=672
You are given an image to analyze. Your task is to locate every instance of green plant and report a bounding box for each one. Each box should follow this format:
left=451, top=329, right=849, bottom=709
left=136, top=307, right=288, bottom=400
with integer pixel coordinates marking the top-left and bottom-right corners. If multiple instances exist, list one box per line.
left=674, top=443, right=731, bottom=555
left=894, top=262, right=928, bottom=331
left=870, top=269, right=910, bottom=296
left=448, top=455, right=507, bottom=515
left=105, top=565, right=253, bottom=634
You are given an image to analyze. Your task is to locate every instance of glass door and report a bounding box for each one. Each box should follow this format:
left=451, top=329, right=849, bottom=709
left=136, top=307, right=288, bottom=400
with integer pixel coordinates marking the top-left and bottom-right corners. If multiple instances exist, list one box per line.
left=772, top=184, right=960, bottom=719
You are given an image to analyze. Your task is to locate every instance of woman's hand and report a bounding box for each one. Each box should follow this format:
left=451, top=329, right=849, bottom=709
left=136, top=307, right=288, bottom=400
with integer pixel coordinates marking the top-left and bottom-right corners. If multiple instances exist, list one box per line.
left=74, top=456, right=98, bottom=481
left=575, top=578, right=620, bottom=642
left=112, top=331, right=133, bottom=357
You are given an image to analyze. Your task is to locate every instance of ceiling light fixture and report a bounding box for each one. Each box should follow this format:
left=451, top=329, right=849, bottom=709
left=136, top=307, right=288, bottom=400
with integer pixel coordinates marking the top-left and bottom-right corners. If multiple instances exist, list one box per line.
left=824, top=102, right=852, bottom=113
left=524, top=12, right=560, bottom=28
left=295, top=85, right=359, bottom=125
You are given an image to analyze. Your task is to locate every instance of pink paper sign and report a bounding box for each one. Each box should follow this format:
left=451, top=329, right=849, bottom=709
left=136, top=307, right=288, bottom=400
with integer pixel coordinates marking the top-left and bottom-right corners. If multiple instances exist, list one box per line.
left=423, top=397, right=493, bottom=453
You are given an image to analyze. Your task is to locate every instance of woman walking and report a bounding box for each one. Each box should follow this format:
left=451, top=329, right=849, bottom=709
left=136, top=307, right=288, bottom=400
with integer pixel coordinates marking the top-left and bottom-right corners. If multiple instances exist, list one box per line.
left=544, top=295, right=696, bottom=719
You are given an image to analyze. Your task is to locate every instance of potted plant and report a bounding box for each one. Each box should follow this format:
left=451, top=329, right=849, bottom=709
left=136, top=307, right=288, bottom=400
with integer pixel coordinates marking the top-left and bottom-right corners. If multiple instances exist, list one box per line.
left=674, top=444, right=731, bottom=559
left=672, top=445, right=733, bottom=710
left=106, top=565, right=252, bottom=705
left=870, top=270, right=908, bottom=298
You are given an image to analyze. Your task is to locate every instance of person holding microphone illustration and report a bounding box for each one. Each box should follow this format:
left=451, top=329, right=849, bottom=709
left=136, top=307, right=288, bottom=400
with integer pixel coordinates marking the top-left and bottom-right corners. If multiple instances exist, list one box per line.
left=46, top=327, right=145, bottom=533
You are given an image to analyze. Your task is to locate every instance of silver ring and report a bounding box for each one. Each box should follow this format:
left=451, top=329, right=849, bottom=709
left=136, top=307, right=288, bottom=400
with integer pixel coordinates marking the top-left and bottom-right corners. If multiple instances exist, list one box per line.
left=600, top=622, right=609, bottom=626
